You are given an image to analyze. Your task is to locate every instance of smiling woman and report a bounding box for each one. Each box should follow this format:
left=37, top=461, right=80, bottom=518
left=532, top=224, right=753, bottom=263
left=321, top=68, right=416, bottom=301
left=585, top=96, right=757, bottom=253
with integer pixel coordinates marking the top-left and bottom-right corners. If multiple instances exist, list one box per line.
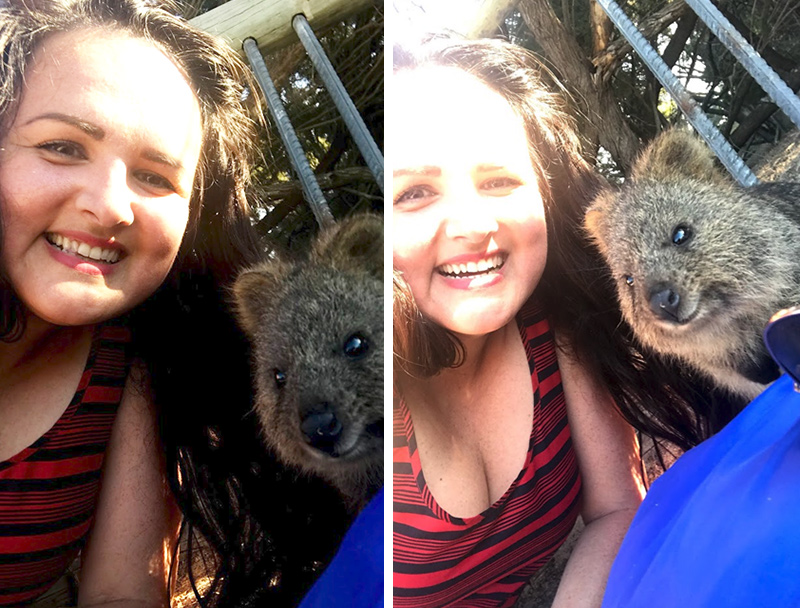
left=1, top=28, right=201, bottom=327
left=391, top=37, right=648, bottom=608
left=0, top=1, right=267, bottom=606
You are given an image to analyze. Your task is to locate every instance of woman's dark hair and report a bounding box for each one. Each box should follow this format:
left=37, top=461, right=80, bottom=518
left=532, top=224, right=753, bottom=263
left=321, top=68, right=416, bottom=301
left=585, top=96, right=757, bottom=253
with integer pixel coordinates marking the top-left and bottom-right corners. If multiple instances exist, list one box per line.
left=0, top=0, right=350, bottom=604
left=393, top=270, right=465, bottom=377
left=393, top=36, right=743, bottom=453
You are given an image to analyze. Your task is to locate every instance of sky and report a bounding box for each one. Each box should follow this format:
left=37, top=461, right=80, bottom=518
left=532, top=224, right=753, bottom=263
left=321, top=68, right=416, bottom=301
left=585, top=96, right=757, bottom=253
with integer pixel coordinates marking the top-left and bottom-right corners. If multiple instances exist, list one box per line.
left=391, top=0, right=488, bottom=38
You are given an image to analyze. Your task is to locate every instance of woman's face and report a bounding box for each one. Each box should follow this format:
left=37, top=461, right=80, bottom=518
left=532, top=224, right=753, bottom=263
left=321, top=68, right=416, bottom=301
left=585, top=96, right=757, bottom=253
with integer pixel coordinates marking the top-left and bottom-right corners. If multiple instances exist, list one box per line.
left=393, top=66, right=547, bottom=337
left=0, top=28, right=202, bottom=326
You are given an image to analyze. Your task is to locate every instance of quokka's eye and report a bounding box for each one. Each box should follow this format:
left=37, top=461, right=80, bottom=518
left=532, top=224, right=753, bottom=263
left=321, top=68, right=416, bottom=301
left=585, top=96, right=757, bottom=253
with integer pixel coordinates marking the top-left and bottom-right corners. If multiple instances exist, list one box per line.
left=671, top=225, right=692, bottom=245
left=343, top=333, right=369, bottom=359
left=624, top=275, right=635, bottom=287
left=273, top=369, right=287, bottom=388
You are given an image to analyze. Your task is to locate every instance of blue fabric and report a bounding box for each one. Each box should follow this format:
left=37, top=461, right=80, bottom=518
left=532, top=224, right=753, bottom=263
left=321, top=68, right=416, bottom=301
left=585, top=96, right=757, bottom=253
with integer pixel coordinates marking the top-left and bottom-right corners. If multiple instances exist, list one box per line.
left=603, top=374, right=800, bottom=608
left=299, top=487, right=384, bottom=608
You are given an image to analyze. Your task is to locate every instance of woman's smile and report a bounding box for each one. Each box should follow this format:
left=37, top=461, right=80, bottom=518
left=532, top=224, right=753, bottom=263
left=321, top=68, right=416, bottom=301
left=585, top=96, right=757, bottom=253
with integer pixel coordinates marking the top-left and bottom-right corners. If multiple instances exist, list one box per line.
left=44, top=231, right=125, bottom=276
left=435, top=252, right=508, bottom=289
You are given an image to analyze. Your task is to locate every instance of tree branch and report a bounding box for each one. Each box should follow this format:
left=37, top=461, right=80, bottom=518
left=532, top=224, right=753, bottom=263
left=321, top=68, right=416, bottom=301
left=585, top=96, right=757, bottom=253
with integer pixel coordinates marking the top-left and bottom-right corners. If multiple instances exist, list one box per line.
left=592, top=0, right=691, bottom=83
left=730, top=67, right=800, bottom=148
left=517, top=0, right=641, bottom=170
left=254, top=167, right=376, bottom=232
left=717, top=7, right=796, bottom=74
left=590, top=0, right=613, bottom=57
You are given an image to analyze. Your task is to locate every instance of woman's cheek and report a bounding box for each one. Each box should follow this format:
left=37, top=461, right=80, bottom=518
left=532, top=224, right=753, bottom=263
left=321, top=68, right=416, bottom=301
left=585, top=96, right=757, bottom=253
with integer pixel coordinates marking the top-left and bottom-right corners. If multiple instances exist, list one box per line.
left=141, top=200, right=191, bottom=259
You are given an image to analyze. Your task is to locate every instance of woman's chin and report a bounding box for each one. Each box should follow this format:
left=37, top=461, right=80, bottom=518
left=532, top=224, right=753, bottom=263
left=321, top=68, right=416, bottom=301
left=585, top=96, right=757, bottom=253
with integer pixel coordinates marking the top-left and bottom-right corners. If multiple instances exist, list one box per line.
left=446, top=305, right=519, bottom=337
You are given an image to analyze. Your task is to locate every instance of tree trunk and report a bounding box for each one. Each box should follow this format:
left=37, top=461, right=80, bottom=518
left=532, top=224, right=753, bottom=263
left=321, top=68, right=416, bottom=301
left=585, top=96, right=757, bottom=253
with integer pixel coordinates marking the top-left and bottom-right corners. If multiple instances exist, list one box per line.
left=517, top=0, right=641, bottom=170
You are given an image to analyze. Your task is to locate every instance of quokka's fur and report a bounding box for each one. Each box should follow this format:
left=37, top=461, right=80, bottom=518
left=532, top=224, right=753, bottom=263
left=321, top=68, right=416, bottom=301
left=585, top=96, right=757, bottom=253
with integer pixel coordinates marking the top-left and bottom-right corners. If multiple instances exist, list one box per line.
left=233, top=214, right=383, bottom=508
left=585, top=129, right=800, bottom=400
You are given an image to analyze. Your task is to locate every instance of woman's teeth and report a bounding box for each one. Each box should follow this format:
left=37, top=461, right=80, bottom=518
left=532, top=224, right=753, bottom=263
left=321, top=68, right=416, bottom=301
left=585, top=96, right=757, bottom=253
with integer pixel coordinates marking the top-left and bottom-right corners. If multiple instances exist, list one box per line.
left=439, top=255, right=505, bottom=277
left=47, top=233, right=121, bottom=263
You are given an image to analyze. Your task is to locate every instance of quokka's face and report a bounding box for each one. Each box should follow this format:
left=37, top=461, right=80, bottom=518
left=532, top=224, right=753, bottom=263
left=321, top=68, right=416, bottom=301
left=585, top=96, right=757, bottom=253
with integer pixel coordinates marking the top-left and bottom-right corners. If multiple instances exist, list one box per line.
left=585, top=180, right=767, bottom=351
left=252, top=267, right=384, bottom=477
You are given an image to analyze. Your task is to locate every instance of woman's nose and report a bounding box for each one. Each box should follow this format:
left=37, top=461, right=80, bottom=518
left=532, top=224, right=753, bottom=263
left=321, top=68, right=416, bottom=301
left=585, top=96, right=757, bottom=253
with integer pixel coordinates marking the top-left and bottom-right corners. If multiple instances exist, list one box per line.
left=76, top=160, right=135, bottom=227
left=443, top=194, right=499, bottom=242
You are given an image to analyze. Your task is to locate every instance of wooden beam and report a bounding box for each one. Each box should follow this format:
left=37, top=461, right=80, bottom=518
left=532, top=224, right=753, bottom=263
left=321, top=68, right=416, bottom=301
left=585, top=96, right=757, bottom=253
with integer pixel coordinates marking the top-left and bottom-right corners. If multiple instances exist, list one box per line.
left=190, top=0, right=375, bottom=56
left=465, top=0, right=517, bottom=38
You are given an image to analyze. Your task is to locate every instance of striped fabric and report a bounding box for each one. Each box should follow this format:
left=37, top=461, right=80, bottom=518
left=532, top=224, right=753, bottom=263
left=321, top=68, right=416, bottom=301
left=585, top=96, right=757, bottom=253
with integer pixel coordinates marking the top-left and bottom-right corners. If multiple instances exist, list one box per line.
left=0, top=321, right=131, bottom=606
left=393, top=299, right=582, bottom=608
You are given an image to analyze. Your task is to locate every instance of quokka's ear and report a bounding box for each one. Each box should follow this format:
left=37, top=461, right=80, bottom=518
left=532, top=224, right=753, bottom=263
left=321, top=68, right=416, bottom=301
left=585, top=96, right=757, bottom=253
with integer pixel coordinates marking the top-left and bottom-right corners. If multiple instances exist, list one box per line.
left=231, top=260, right=292, bottom=337
left=311, top=213, right=383, bottom=279
left=584, top=190, right=615, bottom=257
left=631, top=128, right=727, bottom=184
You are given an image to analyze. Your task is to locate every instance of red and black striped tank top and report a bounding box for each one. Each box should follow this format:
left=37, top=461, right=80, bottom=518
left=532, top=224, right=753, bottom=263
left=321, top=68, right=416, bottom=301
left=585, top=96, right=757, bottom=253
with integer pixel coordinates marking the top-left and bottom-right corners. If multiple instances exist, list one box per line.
left=393, top=300, right=582, bottom=608
left=0, top=321, right=132, bottom=606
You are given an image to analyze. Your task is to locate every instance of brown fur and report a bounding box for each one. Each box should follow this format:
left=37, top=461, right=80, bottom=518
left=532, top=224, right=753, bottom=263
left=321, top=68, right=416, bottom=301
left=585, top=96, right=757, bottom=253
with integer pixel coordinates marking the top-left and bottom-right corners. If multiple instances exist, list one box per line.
left=585, top=129, right=800, bottom=400
left=233, top=214, right=384, bottom=508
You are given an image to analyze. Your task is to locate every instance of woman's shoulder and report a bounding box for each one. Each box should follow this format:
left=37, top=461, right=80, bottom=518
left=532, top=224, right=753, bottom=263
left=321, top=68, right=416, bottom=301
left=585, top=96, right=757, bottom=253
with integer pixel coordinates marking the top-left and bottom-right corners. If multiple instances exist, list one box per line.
left=90, top=316, right=134, bottom=368
left=83, top=317, right=135, bottom=389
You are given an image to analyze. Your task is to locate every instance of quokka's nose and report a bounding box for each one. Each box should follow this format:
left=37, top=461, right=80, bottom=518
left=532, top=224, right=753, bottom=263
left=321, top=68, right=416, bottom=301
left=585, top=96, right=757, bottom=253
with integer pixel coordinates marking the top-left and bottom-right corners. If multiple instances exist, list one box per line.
left=300, top=403, right=343, bottom=455
left=649, top=285, right=681, bottom=321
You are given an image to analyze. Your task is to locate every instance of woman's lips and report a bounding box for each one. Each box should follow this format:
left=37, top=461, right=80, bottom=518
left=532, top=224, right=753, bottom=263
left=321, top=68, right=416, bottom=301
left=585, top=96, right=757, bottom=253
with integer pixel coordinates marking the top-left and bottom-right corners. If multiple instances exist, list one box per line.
left=45, top=232, right=123, bottom=263
left=437, top=253, right=506, bottom=278
left=43, top=231, right=125, bottom=276
left=436, top=253, right=507, bottom=289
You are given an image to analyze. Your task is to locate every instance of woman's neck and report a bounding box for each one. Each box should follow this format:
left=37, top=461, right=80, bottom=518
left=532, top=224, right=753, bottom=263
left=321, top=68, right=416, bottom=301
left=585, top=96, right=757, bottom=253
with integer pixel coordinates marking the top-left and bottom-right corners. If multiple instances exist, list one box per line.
left=0, top=313, right=93, bottom=376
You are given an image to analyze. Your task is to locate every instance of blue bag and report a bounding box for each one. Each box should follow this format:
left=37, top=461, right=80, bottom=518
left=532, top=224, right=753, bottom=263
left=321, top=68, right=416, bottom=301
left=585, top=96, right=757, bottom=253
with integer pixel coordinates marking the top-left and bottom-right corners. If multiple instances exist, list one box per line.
left=602, top=373, right=800, bottom=607
left=298, top=487, right=384, bottom=608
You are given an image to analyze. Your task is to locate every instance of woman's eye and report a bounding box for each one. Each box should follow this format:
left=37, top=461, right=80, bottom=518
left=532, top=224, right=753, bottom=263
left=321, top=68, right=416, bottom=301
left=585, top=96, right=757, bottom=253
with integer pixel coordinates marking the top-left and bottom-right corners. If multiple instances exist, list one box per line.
left=37, top=140, right=87, bottom=160
left=134, top=171, right=176, bottom=192
left=480, top=176, right=523, bottom=193
left=394, top=185, right=437, bottom=206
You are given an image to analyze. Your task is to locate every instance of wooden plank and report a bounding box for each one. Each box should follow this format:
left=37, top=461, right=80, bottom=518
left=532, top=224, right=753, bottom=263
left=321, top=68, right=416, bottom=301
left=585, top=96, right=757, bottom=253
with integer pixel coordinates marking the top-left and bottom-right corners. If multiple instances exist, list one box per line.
left=189, top=0, right=375, bottom=55
left=466, top=0, right=517, bottom=38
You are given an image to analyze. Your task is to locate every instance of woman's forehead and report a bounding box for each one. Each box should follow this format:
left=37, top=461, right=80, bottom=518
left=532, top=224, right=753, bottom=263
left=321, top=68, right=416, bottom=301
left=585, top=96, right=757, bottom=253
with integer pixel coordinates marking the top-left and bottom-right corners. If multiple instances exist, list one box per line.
left=16, top=28, right=202, bottom=159
left=394, top=66, right=531, bottom=173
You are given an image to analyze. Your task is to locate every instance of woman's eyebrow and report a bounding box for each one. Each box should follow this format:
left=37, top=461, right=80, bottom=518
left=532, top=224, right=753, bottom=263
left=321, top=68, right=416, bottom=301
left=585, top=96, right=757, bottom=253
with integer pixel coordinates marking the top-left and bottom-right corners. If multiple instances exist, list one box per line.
left=24, top=112, right=104, bottom=140
left=143, top=148, right=183, bottom=170
left=393, top=166, right=441, bottom=177
left=474, top=164, right=505, bottom=173
left=24, top=113, right=184, bottom=171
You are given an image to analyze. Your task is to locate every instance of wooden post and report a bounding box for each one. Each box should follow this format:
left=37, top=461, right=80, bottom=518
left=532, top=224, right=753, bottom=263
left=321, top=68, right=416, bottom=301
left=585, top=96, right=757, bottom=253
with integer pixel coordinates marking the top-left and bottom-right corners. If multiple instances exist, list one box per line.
left=190, top=0, right=375, bottom=55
